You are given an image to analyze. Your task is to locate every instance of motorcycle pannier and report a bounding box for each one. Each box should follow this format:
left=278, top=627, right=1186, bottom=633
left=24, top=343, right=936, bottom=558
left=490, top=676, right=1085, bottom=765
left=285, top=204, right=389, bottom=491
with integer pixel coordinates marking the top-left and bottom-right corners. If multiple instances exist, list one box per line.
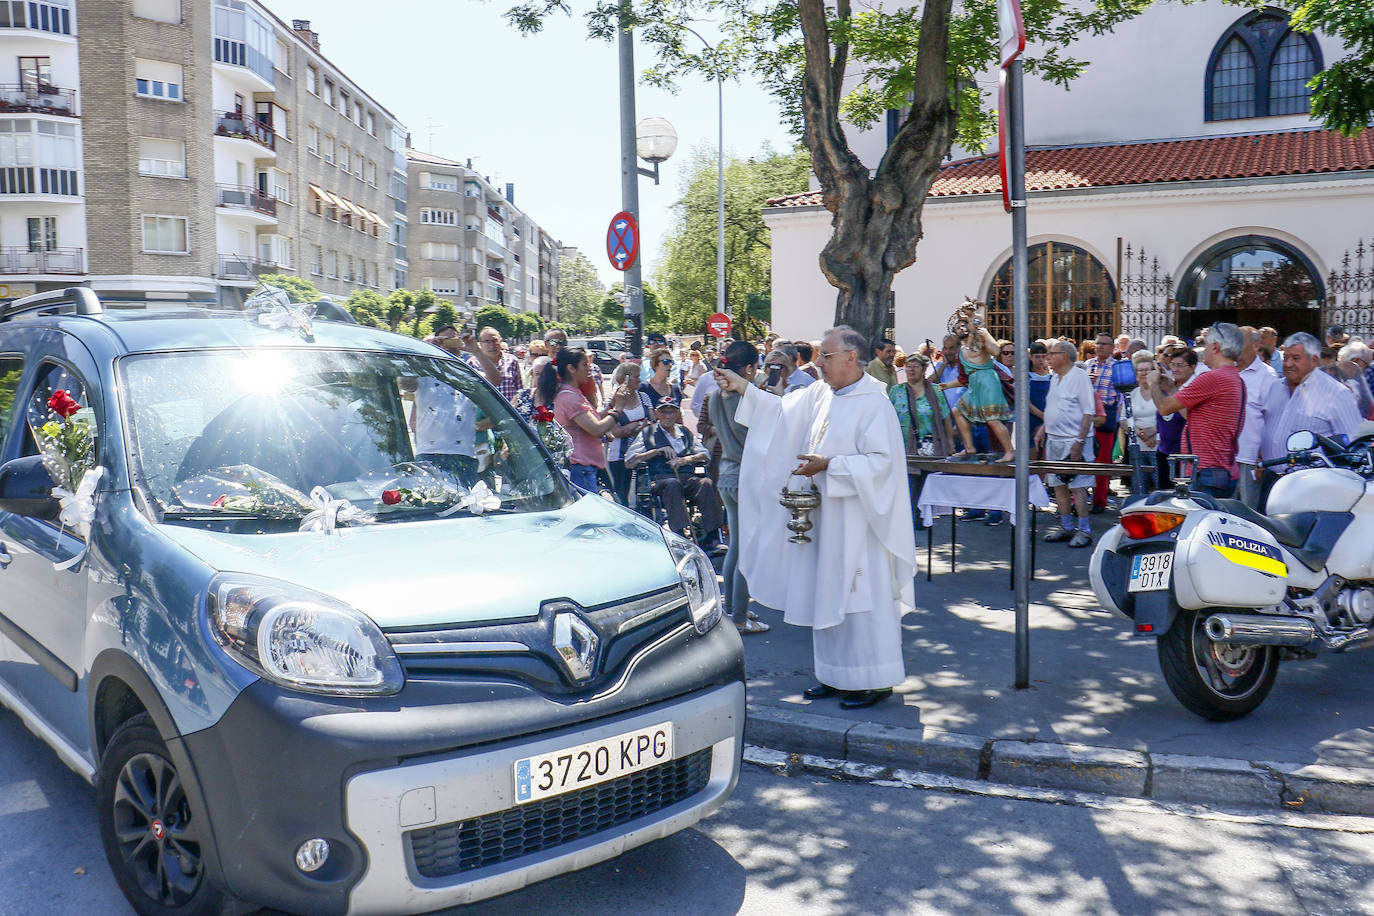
left=1172, top=513, right=1287, bottom=610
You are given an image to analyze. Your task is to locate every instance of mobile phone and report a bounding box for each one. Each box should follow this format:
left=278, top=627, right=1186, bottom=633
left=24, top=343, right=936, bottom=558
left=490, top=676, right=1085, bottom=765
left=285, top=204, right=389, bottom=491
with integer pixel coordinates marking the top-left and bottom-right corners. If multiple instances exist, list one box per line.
left=766, top=364, right=783, bottom=387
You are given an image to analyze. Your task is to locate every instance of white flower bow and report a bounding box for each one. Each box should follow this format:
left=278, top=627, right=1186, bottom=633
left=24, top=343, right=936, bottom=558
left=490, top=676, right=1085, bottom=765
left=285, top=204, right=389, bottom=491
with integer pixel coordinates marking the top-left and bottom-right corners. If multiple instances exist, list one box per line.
left=451, top=480, right=501, bottom=516
left=299, top=486, right=372, bottom=534
left=250, top=285, right=315, bottom=340
left=51, top=466, right=103, bottom=570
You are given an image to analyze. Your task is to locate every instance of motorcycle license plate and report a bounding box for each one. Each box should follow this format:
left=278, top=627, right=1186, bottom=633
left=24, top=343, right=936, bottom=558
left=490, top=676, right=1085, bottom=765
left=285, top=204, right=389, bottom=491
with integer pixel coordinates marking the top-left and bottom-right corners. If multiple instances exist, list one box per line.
left=1128, top=552, right=1173, bottom=592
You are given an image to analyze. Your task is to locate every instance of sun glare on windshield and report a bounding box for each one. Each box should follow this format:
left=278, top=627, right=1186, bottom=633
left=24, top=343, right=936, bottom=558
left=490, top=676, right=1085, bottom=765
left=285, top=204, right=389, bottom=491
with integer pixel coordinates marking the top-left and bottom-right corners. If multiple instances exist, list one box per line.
left=230, top=349, right=295, bottom=395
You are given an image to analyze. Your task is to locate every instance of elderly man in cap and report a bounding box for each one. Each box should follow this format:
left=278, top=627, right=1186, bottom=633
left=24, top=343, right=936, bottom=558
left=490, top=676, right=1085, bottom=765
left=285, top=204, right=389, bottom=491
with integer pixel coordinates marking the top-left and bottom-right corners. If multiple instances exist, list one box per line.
left=624, top=395, right=726, bottom=554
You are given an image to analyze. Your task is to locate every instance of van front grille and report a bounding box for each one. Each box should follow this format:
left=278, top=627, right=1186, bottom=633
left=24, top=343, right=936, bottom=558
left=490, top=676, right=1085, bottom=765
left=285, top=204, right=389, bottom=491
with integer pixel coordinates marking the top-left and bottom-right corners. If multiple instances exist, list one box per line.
left=408, top=748, right=712, bottom=878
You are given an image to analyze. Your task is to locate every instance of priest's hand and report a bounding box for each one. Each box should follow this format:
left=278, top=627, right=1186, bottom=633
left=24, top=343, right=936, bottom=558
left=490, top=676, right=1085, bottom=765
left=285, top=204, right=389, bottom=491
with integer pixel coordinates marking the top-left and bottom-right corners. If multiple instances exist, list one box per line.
left=793, top=454, right=830, bottom=477
left=713, top=368, right=748, bottom=395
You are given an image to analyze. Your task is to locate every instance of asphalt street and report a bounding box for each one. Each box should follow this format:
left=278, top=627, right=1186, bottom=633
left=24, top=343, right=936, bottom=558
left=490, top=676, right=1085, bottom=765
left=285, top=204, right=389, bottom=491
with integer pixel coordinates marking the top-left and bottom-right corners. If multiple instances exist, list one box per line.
left=6, top=707, right=1374, bottom=916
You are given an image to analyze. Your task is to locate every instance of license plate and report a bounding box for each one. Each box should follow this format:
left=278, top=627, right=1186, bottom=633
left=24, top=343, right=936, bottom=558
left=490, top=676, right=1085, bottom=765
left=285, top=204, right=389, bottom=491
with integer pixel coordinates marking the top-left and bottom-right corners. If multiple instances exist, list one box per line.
left=1128, top=551, right=1173, bottom=592
left=513, top=722, right=674, bottom=805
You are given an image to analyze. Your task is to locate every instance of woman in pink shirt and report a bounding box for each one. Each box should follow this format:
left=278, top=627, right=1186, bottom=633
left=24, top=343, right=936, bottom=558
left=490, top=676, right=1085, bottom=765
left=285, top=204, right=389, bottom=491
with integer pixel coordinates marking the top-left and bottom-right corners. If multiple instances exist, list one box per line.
left=538, top=347, right=626, bottom=491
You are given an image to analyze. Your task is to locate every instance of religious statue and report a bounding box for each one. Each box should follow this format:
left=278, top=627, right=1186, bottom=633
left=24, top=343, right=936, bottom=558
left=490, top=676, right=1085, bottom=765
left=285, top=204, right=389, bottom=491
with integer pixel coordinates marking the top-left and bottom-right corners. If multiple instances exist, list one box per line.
left=945, top=298, right=1014, bottom=462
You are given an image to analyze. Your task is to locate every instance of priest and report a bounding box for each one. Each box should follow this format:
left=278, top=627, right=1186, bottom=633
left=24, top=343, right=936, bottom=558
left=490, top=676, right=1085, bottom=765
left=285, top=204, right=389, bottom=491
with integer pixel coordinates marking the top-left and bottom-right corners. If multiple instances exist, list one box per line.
left=714, top=326, right=914, bottom=709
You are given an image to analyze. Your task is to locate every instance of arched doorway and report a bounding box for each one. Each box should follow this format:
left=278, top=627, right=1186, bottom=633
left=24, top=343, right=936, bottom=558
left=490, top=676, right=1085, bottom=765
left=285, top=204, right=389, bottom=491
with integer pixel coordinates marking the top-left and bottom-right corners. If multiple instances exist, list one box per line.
left=1175, top=235, right=1323, bottom=339
left=986, top=242, right=1116, bottom=342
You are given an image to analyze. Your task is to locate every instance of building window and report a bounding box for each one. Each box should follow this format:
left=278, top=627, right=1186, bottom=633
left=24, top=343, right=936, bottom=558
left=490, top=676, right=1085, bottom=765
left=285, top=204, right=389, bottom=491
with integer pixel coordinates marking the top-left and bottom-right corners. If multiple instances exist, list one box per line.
left=138, top=138, right=186, bottom=178
left=325, top=249, right=338, bottom=278
left=986, top=241, right=1115, bottom=341
left=425, top=278, right=459, bottom=296
left=366, top=160, right=377, bottom=187
left=135, top=59, right=183, bottom=101
left=339, top=144, right=350, bottom=173
left=339, top=89, right=349, bottom=114
left=133, top=0, right=179, bottom=22
left=423, top=172, right=458, bottom=192
left=353, top=101, right=363, bottom=125
left=420, top=208, right=457, bottom=225
left=422, top=242, right=459, bottom=260
left=274, top=38, right=289, bottom=74
left=27, top=216, right=56, bottom=251
left=0, top=0, right=72, bottom=34
left=212, top=0, right=274, bottom=85
left=311, top=244, right=322, bottom=276
left=141, top=215, right=189, bottom=254
left=323, top=79, right=335, bottom=107
left=258, top=167, right=290, bottom=203
left=306, top=66, right=318, bottom=95
left=322, top=133, right=335, bottom=164
left=1205, top=11, right=1322, bottom=121
left=306, top=124, right=318, bottom=156
left=367, top=112, right=376, bottom=136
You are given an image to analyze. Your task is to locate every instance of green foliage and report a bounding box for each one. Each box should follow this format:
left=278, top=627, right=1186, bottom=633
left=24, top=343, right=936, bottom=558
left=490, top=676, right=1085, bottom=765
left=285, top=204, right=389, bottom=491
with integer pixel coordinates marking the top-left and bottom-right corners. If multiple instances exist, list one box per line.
left=386, top=288, right=414, bottom=332
left=1285, top=0, right=1374, bottom=136
left=475, top=304, right=516, bottom=339
left=511, top=311, right=547, bottom=340
left=557, top=249, right=608, bottom=333
left=600, top=282, right=668, bottom=333
left=655, top=143, right=808, bottom=336
left=410, top=289, right=438, bottom=336
left=256, top=274, right=321, bottom=304
left=344, top=289, right=388, bottom=327
left=430, top=299, right=460, bottom=332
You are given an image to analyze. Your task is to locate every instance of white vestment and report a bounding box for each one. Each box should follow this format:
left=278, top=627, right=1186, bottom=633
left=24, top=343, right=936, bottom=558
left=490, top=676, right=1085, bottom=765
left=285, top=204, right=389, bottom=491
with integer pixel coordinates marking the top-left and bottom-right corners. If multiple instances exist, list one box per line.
left=735, top=374, right=915, bottom=690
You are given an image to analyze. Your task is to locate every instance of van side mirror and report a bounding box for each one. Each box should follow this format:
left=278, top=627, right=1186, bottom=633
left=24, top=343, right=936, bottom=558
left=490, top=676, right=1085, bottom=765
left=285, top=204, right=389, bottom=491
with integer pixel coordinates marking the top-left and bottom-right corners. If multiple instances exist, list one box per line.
left=1286, top=430, right=1316, bottom=453
left=0, top=456, right=61, bottom=521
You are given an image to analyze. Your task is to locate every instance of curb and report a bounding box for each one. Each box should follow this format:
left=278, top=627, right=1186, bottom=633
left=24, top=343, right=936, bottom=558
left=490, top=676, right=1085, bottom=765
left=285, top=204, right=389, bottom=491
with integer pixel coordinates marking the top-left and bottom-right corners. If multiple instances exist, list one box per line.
left=744, top=704, right=1374, bottom=815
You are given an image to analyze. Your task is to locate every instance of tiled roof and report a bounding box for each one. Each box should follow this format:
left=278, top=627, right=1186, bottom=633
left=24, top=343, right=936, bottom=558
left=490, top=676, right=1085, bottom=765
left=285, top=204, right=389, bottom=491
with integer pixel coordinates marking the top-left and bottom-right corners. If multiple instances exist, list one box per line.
left=765, top=128, right=1374, bottom=209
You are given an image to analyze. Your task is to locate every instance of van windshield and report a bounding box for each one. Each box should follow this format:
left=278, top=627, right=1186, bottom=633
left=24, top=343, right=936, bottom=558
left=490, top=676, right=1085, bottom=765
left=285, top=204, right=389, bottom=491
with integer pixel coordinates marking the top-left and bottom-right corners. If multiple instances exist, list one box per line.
left=120, top=348, right=572, bottom=523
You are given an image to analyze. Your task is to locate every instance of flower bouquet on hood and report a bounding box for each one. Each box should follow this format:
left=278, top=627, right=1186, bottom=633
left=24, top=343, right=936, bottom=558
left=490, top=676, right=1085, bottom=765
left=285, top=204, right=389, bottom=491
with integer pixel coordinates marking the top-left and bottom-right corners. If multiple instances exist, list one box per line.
left=33, top=389, right=96, bottom=492
left=531, top=404, right=571, bottom=468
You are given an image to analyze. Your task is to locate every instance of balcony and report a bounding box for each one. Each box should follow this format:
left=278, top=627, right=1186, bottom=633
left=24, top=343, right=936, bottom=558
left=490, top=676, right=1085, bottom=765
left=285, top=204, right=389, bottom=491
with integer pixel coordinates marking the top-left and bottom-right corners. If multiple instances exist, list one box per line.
left=0, top=247, right=82, bottom=274
left=217, top=255, right=277, bottom=282
left=214, top=112, right=275, bottom=153
left=486, top=206, right=504, bottom=224
left=487, top=266, right=504, bottom=283
left=0, top=84, right=76, bottom=116
left=0, top=1, right=72, bottom=35
left=216, top=184, right=277, bottom=217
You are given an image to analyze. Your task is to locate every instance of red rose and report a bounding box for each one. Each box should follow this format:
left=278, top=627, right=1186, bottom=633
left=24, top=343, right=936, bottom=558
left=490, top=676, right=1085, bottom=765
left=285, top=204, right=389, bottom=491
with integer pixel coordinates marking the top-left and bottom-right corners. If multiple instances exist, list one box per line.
left=532, top=405, right=555, bottom=423
left=381, top=489, right=402, bottom=506
left=47, top=390, right=80, bottom=418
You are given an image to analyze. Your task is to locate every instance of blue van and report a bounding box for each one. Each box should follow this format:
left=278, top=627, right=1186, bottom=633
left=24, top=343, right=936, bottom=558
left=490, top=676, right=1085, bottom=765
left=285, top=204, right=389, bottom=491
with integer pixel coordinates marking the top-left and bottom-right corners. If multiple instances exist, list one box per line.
left=0, top=288, right=744, bottom=915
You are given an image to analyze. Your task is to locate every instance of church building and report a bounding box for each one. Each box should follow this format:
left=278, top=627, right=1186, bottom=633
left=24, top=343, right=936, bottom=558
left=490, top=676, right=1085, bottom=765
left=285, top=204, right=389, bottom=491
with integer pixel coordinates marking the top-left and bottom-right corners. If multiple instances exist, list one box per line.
left=763, top=3, right=1374, bottom=346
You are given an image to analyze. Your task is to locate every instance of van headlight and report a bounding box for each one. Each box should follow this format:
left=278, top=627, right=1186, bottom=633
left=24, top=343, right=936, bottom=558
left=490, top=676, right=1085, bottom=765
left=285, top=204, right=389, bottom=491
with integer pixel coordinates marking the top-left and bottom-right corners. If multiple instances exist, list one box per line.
left=207, top=575, right=403, bottom=696
left=665, top=535, right=723, bottom=634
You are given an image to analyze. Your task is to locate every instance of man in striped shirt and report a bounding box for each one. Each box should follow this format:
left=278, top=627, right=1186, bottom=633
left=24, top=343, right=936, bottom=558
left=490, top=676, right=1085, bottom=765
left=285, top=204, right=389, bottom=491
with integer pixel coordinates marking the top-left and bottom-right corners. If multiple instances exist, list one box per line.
left=1262, top=331, right=1363, bottom=466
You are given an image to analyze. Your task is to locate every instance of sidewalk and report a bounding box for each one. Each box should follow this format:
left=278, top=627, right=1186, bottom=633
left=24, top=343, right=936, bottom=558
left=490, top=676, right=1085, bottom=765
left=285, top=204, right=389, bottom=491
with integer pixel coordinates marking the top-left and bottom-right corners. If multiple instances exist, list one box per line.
left=737, top=506, right=1374, bottom=815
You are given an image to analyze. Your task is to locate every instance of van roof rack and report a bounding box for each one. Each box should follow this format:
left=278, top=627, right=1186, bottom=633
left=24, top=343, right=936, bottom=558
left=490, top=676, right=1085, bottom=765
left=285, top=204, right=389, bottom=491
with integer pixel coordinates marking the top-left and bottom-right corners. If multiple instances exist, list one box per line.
left=0, top=287, right=102, bottom=323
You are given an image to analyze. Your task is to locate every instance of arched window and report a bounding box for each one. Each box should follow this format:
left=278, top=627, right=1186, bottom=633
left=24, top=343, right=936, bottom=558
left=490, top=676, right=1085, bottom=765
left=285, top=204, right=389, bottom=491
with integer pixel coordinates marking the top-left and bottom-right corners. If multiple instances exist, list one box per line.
left=985, top=242, right=1116, bottom=342
left=1205, top=10, right=1323, bottom=122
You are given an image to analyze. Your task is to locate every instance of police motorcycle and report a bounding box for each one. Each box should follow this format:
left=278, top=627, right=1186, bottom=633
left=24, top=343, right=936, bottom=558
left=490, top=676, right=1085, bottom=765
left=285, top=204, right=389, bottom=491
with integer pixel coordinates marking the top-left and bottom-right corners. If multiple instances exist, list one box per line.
left=1089, top=357, right=1374, bottom=719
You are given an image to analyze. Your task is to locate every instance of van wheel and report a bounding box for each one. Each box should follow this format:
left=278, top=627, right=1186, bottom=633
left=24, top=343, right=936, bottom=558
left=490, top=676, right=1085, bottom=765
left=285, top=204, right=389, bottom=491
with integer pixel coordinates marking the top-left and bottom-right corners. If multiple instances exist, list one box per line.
left=1157, top=609, right=1278, bottom=721
left=97, top=714, right=229, bottom=916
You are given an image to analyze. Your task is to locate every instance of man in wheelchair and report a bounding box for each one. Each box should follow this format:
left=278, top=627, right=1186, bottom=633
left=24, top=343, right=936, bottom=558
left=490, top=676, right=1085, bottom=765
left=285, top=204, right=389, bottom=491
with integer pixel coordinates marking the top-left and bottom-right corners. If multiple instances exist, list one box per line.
left=624, top=397, right=727, bottom=555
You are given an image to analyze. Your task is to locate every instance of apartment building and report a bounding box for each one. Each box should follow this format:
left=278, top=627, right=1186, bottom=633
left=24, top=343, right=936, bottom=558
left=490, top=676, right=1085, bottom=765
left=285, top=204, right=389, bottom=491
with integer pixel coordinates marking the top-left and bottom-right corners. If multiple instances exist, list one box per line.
left=406, top=148, right=557, bottom=322
left=0, top=0, right=405, bottom=305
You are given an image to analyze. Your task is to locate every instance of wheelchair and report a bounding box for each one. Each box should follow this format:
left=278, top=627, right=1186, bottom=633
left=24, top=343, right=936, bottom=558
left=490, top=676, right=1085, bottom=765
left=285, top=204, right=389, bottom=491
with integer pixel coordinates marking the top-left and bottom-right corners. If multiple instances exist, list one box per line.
left=630, top=466, right=712, bottom=543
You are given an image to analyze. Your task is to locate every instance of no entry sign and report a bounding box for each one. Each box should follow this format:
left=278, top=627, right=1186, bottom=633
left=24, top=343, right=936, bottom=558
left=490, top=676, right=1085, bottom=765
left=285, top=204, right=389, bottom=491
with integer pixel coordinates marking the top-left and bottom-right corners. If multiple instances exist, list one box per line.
left=607, top=211, right=639, bottom=272
left=707, top=312, right=732, bottom=338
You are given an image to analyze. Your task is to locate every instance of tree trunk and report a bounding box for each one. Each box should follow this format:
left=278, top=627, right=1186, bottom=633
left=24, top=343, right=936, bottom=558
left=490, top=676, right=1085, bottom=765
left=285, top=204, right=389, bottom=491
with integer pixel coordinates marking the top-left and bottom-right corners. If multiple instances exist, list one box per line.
left=795, top=0, right=956, bottom=355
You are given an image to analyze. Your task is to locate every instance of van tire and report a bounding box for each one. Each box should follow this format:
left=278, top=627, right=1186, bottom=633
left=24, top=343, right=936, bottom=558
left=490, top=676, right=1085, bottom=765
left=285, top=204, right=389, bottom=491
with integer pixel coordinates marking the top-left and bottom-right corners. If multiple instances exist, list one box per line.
left=97, top=713, right=233, bottom=916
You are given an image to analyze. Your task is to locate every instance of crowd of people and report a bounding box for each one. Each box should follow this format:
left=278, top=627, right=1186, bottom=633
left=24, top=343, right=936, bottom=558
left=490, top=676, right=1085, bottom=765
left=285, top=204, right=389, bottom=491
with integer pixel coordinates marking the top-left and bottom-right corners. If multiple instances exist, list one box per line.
left=418, top=316, right=1371, bottom=646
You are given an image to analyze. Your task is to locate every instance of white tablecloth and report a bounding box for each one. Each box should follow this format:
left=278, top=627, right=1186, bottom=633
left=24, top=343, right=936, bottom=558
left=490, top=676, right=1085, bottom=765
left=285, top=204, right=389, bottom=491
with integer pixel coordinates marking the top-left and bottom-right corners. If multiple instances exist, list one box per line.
left=917, top=472, right=1050, bottom=527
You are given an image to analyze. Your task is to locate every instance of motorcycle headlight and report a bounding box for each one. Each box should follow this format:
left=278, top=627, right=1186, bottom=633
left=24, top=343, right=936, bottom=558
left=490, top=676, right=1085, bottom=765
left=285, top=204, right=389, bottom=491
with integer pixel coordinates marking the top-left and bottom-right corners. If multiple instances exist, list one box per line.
left=207, top=575, right=404, bottom=696
left=665, top=534, right=723, bottom=634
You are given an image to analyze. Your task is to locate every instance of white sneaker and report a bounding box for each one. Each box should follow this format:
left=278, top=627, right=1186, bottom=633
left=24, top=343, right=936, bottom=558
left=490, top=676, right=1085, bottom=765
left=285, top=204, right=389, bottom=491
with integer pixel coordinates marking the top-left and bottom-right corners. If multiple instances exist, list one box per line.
left=1069, top=530, right=1093, bottom=548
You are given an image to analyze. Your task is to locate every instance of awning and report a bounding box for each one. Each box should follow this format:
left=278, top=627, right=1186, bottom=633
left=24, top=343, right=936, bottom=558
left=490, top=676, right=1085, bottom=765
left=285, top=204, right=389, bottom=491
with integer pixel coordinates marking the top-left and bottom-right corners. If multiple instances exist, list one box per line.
left=366, top=209, right=390, bottom=230
left=308, top=184, right=328, bottom=202
left=322, top=190, right=347, bottom=210
left=340, top=198, right=369, bottom=219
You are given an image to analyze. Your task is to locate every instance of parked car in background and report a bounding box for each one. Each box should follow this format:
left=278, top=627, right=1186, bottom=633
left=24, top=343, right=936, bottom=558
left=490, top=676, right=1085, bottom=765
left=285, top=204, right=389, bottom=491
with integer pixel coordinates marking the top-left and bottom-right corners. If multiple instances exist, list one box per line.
left=567, top=335, right=629, bottom=373
left=0, top=288, right=745, bottom=916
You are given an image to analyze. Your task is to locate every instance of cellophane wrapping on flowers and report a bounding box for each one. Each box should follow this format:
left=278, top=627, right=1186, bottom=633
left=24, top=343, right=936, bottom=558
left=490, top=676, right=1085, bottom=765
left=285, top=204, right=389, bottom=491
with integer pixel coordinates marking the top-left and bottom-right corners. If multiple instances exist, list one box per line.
left=32, top=390, right=95, bottom=491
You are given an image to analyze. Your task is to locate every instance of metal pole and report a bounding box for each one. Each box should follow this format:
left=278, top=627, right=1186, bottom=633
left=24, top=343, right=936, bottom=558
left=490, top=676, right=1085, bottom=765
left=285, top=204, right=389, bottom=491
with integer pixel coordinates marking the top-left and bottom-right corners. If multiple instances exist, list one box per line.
left=618, top=3, right=644, bottom=358
left=716, top=73, right=726, bottom=319
left=1008, top=59, right=1031, bottom=689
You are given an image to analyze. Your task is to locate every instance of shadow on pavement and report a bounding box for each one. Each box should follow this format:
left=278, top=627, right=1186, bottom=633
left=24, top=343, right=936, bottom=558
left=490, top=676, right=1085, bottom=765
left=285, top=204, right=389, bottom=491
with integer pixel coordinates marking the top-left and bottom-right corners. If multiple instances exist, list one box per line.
left=743, top=506, right=1374, bottom=768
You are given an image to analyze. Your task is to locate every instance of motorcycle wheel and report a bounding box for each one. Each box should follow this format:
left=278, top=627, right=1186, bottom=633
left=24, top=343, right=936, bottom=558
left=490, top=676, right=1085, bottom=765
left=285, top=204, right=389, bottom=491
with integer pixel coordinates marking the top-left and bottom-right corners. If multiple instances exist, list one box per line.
left=1157, top=609, right=1278, bottom=721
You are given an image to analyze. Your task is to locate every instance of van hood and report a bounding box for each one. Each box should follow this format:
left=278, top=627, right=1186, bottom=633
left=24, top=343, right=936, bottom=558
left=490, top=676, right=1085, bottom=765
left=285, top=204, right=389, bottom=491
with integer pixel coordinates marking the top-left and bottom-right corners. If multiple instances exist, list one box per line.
left=156, top=494, right=681, bottom=629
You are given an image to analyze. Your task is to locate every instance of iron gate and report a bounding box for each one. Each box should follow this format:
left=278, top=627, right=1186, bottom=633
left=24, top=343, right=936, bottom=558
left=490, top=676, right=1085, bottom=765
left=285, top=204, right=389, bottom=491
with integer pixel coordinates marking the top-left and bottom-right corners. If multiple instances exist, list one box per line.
left=1324, top=239, right=1374, bottom=341
left=1117, top=241, right=1176, bottom=346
